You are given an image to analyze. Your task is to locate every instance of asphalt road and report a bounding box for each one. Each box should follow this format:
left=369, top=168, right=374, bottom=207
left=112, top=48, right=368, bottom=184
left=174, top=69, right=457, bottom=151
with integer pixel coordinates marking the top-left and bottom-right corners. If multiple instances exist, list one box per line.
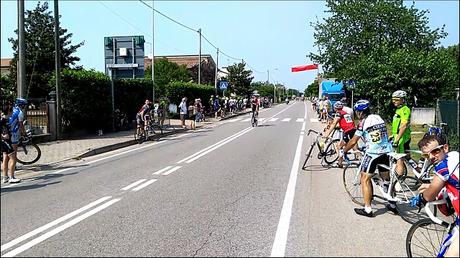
left=1, top=101, right=414, bottom=257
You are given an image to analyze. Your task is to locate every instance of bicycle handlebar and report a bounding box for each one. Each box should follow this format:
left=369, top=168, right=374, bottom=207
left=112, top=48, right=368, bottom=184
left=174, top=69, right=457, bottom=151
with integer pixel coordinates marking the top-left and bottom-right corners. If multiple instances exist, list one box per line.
left=423, top=198, right=450, bottom=226
left=307, top=129, right=320, bottom=136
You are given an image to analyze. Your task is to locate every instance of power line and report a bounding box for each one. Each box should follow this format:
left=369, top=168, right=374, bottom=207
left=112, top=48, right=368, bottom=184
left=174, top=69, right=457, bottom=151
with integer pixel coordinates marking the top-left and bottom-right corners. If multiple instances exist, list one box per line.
left=138, top=0, right=197, bottom=32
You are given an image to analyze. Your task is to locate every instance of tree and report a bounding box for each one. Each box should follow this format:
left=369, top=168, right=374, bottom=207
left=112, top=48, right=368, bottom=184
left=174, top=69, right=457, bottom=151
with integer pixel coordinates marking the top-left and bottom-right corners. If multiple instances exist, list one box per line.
left=226, top=61, right=254, bottom=97
left=8, top=1, right=84, bottom=99
left=307, top=0, right=454, bottom=119
left=145, top=57, right=191, bottom=97
left=305, top=80, right=319, bottom=98
left=188, top=60, right=216, bottom=86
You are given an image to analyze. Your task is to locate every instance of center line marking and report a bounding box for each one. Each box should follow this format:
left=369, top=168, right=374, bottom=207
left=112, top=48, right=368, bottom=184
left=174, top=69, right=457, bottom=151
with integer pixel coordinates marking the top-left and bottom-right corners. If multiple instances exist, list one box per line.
left=269, top=118, right=279, bottom=122
left=121, top=179, right=147, bottom=191
left=161, top=166, right=182, bottom=175
left=282, top=118, right=291, bottom=122
left=153, top=166, right=173, bottom=175
left=131, top=179, right=157, bottom=192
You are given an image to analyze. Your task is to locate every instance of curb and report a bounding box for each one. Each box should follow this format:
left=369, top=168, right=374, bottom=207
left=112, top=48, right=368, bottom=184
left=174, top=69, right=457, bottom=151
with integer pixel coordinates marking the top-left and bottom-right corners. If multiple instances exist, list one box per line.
left=218, top=110, right=253, bottom=121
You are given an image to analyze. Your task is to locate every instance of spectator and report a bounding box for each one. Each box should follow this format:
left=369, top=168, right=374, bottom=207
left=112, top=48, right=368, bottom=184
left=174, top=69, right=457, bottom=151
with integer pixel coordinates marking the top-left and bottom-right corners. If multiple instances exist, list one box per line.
left=179, top=97, right=188, bottom=128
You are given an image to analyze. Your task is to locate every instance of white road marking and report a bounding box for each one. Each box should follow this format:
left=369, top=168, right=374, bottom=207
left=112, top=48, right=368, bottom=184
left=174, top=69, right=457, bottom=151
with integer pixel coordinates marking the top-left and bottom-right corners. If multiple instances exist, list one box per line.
left=1, top=196, right=112, bottom=253
left=131, top=179, right=157, bottom=192
left=282, top=118, right=291, bottom=122
left=161, top=166, right=182, bottom=175
left=152, top=166, right=173, bottom=175
left=269, top=118, right=279, bottom=122
left=309, top=118, right=319, bottom=122
left=296, top=118, right=305, bottom=122
left=241, top=118, right=251, bottom=122
left=120, top=179, right=147, bottom=191
left=271, top=102, right=307, bottom=257
left=228, top=118, right=242, bottom=122
left=51, top=167, right=73, bottom=174
left=258, top=118, right=266, bottom=121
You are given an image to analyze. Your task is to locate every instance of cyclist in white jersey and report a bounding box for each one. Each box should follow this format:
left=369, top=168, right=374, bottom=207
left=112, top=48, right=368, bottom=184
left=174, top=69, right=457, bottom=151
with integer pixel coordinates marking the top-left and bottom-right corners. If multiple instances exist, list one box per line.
left=341, top=100, right=393, bottom=217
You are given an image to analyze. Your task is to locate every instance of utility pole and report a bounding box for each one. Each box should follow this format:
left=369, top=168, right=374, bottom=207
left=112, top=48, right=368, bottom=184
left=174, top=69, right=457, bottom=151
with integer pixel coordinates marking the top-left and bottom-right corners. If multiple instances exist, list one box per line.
left=54, top=0, right=62, bottom=139
left=198, top=28, right=201, bottom=85
left=214, top=48, right=219, bottom=95
left=152, top=0, right=155, bottom=104
left=17, top=0, right=26, bottom=98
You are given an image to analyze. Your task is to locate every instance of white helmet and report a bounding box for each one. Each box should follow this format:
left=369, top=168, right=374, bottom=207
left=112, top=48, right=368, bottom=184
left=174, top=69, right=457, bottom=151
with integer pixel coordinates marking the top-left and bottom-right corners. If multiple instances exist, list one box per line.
left=392, top=90, right=407, bottom=99
left=333, top=101, right=343, bottom=109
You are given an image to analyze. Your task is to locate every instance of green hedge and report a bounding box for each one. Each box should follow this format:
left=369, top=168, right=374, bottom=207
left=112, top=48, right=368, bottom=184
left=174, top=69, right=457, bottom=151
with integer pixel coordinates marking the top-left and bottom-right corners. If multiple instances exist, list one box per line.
left=165, top=81, right=215, bottom=107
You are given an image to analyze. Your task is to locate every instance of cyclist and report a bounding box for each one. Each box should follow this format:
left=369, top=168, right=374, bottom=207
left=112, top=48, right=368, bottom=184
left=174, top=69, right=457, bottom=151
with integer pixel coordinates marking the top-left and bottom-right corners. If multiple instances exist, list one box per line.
left=341, top=100, right=393, bottom=217
left=391, top=90, right=412, bottom=177
left=251, top=93, right=260, bottom=117
left=136, top=99, right=152, bottom=135
left=411, top=134, right=459, bottom=257
left=340, top=97, right=354, bottom=117
left=323, top=101, right=356, bottom=168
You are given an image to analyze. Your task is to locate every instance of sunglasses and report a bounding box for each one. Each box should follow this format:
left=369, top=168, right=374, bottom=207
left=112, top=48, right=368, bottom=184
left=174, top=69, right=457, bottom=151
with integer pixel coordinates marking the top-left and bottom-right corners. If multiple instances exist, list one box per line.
left=421, top=145, right=445, bottom=158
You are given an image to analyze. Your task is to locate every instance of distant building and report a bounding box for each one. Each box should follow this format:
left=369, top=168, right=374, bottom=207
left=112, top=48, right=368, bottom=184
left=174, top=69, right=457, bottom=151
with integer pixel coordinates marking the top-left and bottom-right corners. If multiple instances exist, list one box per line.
left=1, top=58, right=12, bottom=76
left=144, top=54, right=216, bottom=71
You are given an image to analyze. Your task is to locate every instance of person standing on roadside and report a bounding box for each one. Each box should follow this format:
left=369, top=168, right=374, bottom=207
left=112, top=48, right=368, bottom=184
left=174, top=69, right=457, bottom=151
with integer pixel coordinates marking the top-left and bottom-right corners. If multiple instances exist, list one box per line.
left=1, top=104, right=17, bottom=183
left=179, top=97, right=188, bottom=128
left=391, top=90, right=412, bottom=177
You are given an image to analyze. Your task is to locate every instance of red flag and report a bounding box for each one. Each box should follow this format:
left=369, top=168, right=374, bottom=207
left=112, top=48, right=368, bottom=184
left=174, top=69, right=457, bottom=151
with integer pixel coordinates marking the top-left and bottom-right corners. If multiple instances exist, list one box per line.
left=291, top=64, right=318, bottom=72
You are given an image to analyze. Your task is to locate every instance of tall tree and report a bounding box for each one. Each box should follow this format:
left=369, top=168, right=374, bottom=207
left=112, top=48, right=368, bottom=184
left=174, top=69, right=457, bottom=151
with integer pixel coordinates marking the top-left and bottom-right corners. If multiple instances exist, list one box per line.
left=188, top=60, right=216, bottom=86
left=145, top=57, right=191, bottom=97
left=8, top=1, right=84, bottom=99
left=226, top=61, right=254, bottom=96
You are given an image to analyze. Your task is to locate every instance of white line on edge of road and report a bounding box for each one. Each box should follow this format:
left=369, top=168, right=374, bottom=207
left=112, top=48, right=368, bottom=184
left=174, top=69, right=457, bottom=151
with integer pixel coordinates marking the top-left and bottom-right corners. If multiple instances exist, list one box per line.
left=120, top=179, right=147, bottom=191
left=131, top=179, right=157, bottom=192
left=2, top=198, right=121, bottom=257
left=0, top=196, right=112, bottom=253
left=152, top=166, right=173, bottom=175
left=271, top=102, right=307, bottom=257
left=161, top=166, right=182, bottom=175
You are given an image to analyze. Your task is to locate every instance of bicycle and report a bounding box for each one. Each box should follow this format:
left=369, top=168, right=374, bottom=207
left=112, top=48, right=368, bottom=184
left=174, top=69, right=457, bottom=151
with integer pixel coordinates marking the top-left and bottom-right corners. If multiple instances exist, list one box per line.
left=301, top=129, right=341, bottom=169
left=133, top=116, right=163, bottom=144
left=251, top=110, right=258, bottom=127
left=16, top=127, right=41, bottom=165
left=343, top=151, right=419, bottom=207
left=406, top=192, right=458, bottom=257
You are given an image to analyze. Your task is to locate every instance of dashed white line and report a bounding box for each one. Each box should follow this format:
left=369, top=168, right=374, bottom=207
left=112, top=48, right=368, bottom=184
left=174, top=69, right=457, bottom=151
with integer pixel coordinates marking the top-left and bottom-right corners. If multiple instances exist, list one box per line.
left=131, top=179, right=157, bottom=192
left=241, top=118, right=251, bottom=122
left=282, top=118, right=291, bottom=122
left=152, top=166, right=173, bottom=175
left=161, top=166, right=182, bottom=175
left=309, top=118, right=319, bottom=122
left=269, top=118, right=279, bottom=122
left=296, top=118, right=305, bottom=122
left=120, top=179, right=147, bottom=191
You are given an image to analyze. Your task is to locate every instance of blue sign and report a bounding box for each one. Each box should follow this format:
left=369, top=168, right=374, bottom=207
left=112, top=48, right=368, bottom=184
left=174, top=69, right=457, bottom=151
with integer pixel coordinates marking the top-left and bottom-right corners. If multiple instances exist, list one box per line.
left=219, top=81, right=228, bottom=90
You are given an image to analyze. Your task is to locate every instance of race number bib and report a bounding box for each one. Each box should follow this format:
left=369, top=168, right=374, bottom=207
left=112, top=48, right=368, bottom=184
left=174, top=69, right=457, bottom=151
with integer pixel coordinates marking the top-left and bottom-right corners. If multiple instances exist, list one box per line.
left=344, top=114, right=353, bottom=123
left=369, top=130, right=382, bottom=143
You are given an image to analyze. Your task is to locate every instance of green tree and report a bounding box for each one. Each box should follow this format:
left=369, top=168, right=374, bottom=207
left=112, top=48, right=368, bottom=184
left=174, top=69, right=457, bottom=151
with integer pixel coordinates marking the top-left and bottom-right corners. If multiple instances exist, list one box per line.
left=8, top=1, right=84, bottom=99
left=226, top=61, right=254, bottom=96
left=305, top=80, right=319, bottom=97
left=250, top=81, right=275, bottom=98
left=145, top=57, right=191, bottom=97
left=188, top=61, right=216, bottom=86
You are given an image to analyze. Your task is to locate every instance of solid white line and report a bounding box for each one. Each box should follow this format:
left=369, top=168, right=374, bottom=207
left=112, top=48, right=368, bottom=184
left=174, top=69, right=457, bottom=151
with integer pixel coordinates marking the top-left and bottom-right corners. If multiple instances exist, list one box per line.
left=51, top=167, right=73, bottom=174
left=120, top=179, right=147, bottom=191
left=176, top=127, right=252, bottom=163
left=185, top=128, right=254, bottom=164
left=296, top=118, right=304, bottom=122
left=271, top=103, right=306, bottom=257
left=152, top=166, right=173, bottom=175
left=86, top=140, right=164, bottom=165
left=0, top=196, right=112, bottom=253
left=241, top=118, right=251, bottom=122
left=161, top=166, right=182, bottom=175
left=282, top=118, right=291, bottom=122
left=228, top=118, right=242, bottom=122
left=269, top=118, right=279, bottom=122
left=131, top=179, right=157, bottom=192
left=2, top=198, right=120, bottom=257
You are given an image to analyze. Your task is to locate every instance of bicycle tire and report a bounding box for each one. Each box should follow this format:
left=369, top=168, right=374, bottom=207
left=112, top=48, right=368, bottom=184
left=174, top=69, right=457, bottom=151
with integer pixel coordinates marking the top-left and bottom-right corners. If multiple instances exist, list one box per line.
left=302, top=144, right=315, bottom=170
left=323, top=139, right=340, bottom=164
left=134, top=129, right=145, bottom=144
left=406, top=218, right=449, bottom=257
left=16, top=143, right=41, bottom=165
left=343, top=164, right=365, bottom=206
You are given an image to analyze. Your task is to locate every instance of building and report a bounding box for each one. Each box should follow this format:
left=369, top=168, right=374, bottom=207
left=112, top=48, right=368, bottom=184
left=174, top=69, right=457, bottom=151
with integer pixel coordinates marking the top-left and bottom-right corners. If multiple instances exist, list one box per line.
left=144, top=54, right=216, bottom=71
left=1, top=58, right=12, bottom=76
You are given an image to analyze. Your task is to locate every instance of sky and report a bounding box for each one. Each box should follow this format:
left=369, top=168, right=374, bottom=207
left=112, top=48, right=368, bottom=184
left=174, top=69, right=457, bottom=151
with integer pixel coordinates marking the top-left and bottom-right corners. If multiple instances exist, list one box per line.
left=1, top=0, right=459, bottom=92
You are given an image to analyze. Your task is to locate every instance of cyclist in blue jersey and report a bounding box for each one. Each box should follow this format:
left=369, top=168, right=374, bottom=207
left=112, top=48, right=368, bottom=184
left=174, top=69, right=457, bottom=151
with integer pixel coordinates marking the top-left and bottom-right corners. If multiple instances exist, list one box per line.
left=341, top=100, right=393, bottom=217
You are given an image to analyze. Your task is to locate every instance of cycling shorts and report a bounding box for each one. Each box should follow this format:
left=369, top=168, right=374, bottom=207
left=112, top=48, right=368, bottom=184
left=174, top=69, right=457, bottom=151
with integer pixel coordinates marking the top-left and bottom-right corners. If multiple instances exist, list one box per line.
left=1, top=139, right=15, bottom=155
left=342, top=129, right=356, bottom=143
left=359, top=153, right=390, bottom=174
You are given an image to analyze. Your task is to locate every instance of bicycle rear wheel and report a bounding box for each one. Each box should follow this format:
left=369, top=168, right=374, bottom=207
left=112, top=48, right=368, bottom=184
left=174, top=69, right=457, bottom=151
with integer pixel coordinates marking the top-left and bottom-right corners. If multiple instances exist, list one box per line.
left=16, top=143, right=41, bottom=165
left=301, top=144, right=315, bottom=170
left=134, top=129, right=145, bottom=144
left=406, top=218, right=448, bottom=257
left=343, top=164, right=365, bottom=206
left=323, top=139, right=340, bottom=165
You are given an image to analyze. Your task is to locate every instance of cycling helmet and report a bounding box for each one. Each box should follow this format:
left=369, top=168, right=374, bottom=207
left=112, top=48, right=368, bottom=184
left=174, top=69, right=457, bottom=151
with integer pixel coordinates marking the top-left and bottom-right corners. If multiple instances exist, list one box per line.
left=16, top=97, right=28, bottom=106
left=392, top=90, right=407, bottom=99
left=145, top=99, right=152, bottom=104
left=333, top=101, right=343, bottom=109
left=354, top=99, right=370, bottom=111
left=340, top=97, right=347, bottom=103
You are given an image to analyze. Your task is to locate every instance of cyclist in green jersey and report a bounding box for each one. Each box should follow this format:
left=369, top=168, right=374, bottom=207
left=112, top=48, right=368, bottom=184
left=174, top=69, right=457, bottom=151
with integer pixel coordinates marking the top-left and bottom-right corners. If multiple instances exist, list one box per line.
left=391, top=90, right=412, bottom=177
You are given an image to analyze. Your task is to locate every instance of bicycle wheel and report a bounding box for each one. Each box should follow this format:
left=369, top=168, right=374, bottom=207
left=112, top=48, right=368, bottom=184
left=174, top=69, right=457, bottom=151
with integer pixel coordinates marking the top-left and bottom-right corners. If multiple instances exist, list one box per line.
left=16, top=143, right=41, bottom=165
left=343, top=164, right=365, bottom=206
left=134, top=129, right=145, bottom=144
left=406, top=218, right=448, bottom=257
left=301, top=144, right=315, bottom=170
left=323, top=139, right=340, bottom=165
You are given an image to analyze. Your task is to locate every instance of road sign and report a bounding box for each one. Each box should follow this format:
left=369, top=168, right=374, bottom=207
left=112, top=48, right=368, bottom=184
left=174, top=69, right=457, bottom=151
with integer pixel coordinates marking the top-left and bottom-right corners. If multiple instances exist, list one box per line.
left=219, top=81, right=228, bottom=90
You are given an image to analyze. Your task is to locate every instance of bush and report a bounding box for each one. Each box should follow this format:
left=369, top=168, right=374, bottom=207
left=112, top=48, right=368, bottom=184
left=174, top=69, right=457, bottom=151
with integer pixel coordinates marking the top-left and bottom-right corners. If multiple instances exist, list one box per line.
left=165, top=81, right=215, bottom=106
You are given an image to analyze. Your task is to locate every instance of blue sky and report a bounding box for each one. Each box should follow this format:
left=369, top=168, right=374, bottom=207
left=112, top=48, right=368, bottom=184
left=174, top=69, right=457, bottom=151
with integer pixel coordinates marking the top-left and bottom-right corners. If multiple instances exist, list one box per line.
left=1, top=0, right=459, bottom=92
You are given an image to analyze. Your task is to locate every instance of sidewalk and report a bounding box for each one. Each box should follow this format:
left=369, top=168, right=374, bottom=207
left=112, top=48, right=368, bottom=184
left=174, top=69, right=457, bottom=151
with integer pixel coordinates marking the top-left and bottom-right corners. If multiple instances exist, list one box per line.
left=11, top=108, right=253, bottom=172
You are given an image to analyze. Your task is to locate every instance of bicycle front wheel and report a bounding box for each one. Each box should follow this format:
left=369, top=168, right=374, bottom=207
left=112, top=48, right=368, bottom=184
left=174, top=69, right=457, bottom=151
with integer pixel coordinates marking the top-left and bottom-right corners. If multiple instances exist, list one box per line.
left=301, top=144, right=315, bottom=170
left=406, top=218, right=448, bottom=257
left=16, top=143, right=41, bottom=165
left=323, top=139, right=340, bottom=165
left=343, top=164, right=365, bottom=206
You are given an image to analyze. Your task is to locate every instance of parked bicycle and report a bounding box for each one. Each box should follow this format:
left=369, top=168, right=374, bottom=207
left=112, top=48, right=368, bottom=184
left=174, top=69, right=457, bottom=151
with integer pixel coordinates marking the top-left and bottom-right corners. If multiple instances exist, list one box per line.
left=16, top=124, right=41, bottom=165
left=406, top=191, right=458, bottom=257
left=343, top=151, right=419, bottom=208
left=134, top=115, right=163, bottom=144
left=301, top=129, right=341, bottom=169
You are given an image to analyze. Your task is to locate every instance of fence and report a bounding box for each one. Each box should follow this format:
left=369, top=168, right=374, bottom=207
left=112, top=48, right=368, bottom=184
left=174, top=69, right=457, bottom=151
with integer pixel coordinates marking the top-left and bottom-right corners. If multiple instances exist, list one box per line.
left=26, top=99, right=49, bottom=135
left=436, top=100, right=459, bottom=135
left=411, top=108, right=435, bottom=125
